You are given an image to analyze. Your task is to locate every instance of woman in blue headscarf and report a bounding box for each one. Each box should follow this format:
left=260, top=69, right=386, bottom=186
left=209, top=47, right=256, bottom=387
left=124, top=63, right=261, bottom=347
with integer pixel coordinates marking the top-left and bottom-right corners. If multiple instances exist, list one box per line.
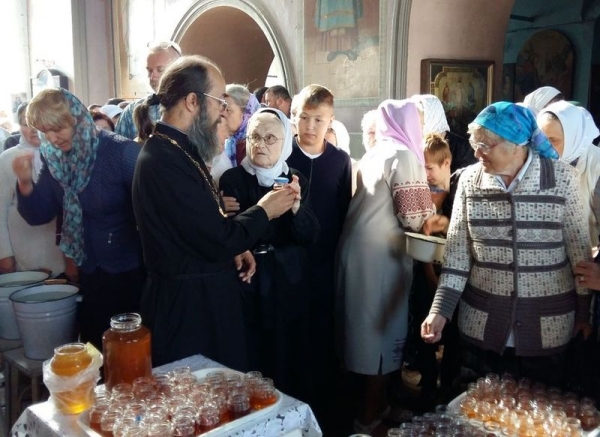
left=219, top=107, right=319, bottom=402
left=421, top=102, right=592, bottom=388
left=12, top=87, right=144, bottom=351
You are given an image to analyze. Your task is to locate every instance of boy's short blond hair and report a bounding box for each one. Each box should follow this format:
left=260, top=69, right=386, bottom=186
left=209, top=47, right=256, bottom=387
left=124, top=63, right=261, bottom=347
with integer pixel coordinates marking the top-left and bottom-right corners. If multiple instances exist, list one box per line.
left=423, top=133, right=451, bottom=166
left=27, top=88, right=74, bottom=130
left=293, top=84, right=334, bottom=114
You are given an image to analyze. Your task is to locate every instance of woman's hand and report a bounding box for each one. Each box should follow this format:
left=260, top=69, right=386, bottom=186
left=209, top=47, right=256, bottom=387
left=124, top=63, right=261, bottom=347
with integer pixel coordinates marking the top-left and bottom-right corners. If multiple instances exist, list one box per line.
left=573, top=321, right=592, bottom=339
left=421, top=313, right=447, bottom=343
left=0, top=256, right=16, bottom=274
left=12, top=151, right=35, bottom=196
left=422, top=215, right=450, bottom=236
left=288, top=175, right=301, bottom=215
left=64, top=257, right=79, bottom=284
left=220, top=191, right=240, bottom=217
left=574, top=261, right=600, bottom=290
left=234, top=250, right=256, bottom=283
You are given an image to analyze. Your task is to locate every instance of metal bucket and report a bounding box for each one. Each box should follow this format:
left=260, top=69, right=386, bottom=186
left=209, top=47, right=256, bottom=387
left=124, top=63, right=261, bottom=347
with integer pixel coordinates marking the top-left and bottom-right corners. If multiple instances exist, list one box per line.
left=10, top=283, right=79, bottom=359
left=0, top=271, right=49, bottom=340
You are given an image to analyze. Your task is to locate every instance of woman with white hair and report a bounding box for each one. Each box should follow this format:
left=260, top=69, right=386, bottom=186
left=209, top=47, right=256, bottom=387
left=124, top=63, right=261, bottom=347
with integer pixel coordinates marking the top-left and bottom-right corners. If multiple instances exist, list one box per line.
left=223, top=84, right=261, bottom=167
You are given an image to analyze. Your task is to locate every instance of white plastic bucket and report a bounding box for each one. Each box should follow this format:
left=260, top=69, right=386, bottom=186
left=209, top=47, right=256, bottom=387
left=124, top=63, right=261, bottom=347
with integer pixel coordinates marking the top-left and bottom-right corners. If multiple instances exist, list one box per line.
left=10, top=283, right=79, bottom=360
left=0, top=271, right=49, bottom=340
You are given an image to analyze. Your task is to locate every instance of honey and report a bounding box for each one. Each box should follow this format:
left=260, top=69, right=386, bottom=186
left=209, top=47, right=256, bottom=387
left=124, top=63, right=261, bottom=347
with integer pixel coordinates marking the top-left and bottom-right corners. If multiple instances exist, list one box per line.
left=102, top=313, right=152, bottom=391
left=49, top=343, right=95, bottom=414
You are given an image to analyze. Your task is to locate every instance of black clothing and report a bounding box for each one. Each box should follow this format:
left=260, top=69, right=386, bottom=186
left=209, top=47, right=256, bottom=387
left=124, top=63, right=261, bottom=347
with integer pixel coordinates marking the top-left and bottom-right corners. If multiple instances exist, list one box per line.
left=132, top=122, right=270, bottom=369
left=286, top=138, right=352, bottom=418
left=447, top=131, right=477, bottom=173
left=3, top=134, right=20, bottom=151
left=409, top=169, right=465, bottom=394
left=79, top=266, right=145, bottom=351
left=220, top=166, right=320, bottom=400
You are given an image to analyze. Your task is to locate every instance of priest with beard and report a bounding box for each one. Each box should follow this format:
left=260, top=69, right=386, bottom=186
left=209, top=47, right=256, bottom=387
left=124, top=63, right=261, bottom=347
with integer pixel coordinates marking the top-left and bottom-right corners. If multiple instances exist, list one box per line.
left=132, top=55, right=298, bottom=368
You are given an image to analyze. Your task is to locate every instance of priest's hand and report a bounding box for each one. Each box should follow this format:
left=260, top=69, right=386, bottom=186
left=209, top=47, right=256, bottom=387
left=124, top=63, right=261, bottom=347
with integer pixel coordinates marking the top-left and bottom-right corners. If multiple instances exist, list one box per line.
left=421, top=313, right=447, bottom=344
left=234, top=250, right=256, bottom=283
left=12, top=151, right=35, bottom=196
left=257, top=187, right=296, bottom=220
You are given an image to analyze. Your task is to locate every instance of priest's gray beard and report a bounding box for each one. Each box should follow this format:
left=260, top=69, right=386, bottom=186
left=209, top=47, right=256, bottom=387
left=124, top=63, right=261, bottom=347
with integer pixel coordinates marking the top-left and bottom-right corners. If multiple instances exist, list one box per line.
left=188, top=108, right=222, bottom=163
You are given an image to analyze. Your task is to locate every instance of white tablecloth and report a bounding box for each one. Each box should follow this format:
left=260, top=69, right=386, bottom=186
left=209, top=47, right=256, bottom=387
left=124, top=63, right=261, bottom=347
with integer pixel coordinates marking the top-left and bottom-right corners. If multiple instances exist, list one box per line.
left=10, top=354, right=322, bottom=437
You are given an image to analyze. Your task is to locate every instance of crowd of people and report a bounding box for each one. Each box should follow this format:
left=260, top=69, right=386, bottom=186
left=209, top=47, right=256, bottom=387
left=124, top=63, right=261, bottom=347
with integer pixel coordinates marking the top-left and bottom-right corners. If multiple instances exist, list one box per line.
left=2, top=39, right=600, bottom=436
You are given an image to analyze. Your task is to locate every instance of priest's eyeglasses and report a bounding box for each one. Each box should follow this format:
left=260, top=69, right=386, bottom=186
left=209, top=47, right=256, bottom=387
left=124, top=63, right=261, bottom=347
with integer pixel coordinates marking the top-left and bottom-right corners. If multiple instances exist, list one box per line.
left=246, top=134, right=283, bottom=146
left=202, top=93, right=228, bottom=112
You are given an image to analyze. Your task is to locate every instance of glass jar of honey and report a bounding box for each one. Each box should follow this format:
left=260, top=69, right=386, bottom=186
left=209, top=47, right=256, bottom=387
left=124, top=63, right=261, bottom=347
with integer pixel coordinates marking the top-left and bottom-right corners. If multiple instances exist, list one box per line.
left=102, top=313, right=152, bottom=391
left=49, top=342, right=96, bottom=414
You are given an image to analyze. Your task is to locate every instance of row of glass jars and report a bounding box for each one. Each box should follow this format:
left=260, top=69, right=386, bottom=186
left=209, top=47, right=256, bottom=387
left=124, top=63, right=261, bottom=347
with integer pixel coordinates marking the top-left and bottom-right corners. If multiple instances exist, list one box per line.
left=88, top=366, right=278, bottom=437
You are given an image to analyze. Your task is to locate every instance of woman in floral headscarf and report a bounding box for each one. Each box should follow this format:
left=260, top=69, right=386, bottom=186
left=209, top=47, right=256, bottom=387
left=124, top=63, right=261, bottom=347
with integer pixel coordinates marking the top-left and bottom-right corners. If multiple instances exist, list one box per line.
left=219, top=108, right=319, bottom=401
left=422, top=102, right=591, bottom=388
left=222, top=84, right=262, bottom=167
left=12, top=88, right=144, bottom=350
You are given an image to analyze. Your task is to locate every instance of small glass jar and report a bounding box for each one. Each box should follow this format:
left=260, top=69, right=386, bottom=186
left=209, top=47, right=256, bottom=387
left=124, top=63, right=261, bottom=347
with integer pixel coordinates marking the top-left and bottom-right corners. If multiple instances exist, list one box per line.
left=102, top=313, right=152, bottom=390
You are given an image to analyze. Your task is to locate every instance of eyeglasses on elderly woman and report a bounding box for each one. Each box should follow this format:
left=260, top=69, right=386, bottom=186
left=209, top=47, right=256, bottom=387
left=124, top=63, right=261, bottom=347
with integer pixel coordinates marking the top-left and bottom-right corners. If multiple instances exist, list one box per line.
left=246, top=133, right=283, bottom=146
left=469, top=139, right=507, bottom=154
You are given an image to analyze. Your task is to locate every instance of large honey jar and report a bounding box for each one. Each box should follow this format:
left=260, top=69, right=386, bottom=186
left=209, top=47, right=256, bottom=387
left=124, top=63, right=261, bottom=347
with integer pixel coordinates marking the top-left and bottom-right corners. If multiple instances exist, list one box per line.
left=102, top=313, right=152, bottom=390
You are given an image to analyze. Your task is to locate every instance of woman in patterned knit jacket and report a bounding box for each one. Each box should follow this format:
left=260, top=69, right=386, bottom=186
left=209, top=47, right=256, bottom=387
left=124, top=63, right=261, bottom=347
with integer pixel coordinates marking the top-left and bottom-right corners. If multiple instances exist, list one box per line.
left=421, top=102, right=592, bottom=387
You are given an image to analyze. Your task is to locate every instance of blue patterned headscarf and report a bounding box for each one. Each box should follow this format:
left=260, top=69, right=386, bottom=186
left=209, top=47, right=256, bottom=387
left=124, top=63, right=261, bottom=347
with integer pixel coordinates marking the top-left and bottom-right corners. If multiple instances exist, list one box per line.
left=472, top=101, right=558, bottom=159
left=224, top=93, right=261, bottom=167
left=39, top=88, right=99, bottom=266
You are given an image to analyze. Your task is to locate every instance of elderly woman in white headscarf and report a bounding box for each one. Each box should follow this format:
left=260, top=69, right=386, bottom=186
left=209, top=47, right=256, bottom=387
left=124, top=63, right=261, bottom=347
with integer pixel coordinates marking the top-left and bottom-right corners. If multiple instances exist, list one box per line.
left=219, top=107, right=320, bottom=402
left=537, top=101, right=600, bottom=251
left=524, top=86, right=564, bottom=115
left=413, top=94, right=477, bottom=172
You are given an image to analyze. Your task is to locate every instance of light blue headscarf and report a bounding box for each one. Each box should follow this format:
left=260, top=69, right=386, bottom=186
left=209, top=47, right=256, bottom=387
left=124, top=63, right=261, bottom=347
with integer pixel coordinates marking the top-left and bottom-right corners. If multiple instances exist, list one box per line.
left=241, top=108, right=293, bottom=187
left=39, top=88, right=99, bottom=266
left=224, top=93, right=261, bottom=167
left=472, top=101, right=558, bottom=159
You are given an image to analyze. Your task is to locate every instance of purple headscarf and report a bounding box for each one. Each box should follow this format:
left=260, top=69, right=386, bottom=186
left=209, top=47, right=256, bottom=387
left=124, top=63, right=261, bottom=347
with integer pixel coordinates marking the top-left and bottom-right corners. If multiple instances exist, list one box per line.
left=375, top=99, right=424, bottom=165
left=225, top=93, right=261, bottom=166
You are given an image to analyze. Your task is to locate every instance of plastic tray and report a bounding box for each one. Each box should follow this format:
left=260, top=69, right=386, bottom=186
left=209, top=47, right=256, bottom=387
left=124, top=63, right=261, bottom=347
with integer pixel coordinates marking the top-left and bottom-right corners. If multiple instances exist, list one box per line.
left=77, top=367, right=282, bottom=436
left=448, top=392, right=600, bottom=436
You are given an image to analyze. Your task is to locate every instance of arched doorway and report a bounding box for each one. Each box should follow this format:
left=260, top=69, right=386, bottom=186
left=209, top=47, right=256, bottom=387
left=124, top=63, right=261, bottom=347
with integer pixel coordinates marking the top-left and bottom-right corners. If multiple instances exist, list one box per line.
left=172, top=0, right=293, bottom=91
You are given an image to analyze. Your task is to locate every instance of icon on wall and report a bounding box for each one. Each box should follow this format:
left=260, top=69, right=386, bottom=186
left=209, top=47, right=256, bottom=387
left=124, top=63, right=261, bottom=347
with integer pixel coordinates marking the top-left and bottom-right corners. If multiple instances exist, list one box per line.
left=421, top=59, right=494, bottom=136
left=514, top=30, right=574, bottom=102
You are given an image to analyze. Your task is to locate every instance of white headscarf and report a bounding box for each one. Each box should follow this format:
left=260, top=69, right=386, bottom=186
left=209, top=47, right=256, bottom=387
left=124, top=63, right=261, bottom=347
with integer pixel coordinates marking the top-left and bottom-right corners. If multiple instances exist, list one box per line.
left=412, top=94, right=450, bottom=135
left=329, top=119, right=351, bottom=155
left=523, top=86, right=562, bottom=115
left=241, top=107, right=293, bottom=187
left=539, top=101, right=600, bottom=164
